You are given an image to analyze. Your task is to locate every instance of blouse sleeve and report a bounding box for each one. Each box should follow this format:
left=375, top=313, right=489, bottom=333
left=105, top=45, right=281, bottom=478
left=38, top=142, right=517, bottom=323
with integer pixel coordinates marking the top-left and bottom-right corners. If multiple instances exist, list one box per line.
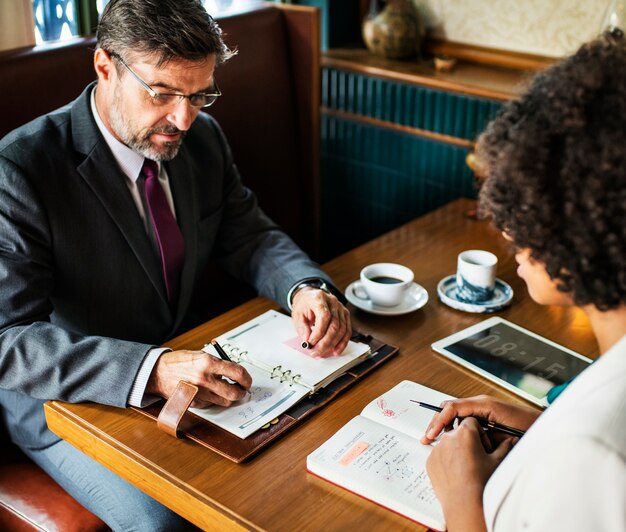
left=493, top=435, right=626, bottom=531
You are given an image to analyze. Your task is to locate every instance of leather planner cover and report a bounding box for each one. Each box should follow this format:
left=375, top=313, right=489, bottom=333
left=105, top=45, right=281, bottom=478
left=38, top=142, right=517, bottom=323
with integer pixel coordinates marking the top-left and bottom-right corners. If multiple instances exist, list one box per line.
left=132, top=334, right=398, bottom=463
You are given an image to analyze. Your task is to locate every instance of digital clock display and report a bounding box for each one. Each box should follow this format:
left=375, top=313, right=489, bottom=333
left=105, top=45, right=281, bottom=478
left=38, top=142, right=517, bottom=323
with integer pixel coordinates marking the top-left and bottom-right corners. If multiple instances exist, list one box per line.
left=445, top=322, right=591, bottom=399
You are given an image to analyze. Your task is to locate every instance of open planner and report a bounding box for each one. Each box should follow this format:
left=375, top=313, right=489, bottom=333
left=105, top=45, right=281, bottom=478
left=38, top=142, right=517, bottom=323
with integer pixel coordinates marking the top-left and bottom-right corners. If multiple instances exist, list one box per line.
left=307, top=381, right=453, bottom=531
left=134, top=309, right=398, bottom=462
left=190, top=310, right=371, bottom=438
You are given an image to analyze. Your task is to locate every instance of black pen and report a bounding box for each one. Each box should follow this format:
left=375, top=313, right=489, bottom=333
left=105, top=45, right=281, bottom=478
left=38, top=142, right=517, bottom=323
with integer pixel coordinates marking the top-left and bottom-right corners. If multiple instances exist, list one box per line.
left=411, top=401, right=526, bottom=438
left=211, top=339, right=232, bottom=362
left=211, top=340, right=248, bottom=392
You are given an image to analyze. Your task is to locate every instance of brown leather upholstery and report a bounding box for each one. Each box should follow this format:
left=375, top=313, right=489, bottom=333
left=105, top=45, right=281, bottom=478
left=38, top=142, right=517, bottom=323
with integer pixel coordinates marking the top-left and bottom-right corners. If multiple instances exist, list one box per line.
left=0, top=420, right=109, bottom=531
left=0, top=455, right=110, bottom=531
left=0, top=5, right=319, bottom=530
left=0, top=39, right=96, bottom=137
left=213, top=6, right=321, bottom=253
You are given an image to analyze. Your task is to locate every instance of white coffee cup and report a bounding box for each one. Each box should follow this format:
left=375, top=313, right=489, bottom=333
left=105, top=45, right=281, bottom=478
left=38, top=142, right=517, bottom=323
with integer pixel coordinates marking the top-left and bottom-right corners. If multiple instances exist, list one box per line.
left=354, top=263, right=414, bottom=307
left=455, top=250, right=498, bottom=303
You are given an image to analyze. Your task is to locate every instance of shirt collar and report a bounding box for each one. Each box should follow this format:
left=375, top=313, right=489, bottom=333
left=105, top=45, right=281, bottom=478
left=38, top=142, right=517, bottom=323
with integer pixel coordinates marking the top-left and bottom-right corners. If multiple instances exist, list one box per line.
left=90, top=86, right=156, bottom=183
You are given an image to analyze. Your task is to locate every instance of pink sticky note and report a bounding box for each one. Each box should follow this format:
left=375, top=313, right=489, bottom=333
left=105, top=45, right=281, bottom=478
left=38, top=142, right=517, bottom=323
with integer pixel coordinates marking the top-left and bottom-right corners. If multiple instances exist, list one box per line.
left=284, top=336, right=315, bottom=356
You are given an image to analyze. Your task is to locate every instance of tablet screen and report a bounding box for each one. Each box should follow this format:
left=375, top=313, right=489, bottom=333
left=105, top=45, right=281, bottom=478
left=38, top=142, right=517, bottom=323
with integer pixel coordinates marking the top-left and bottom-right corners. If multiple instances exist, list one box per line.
left=443, top=322, right=591, bottom=400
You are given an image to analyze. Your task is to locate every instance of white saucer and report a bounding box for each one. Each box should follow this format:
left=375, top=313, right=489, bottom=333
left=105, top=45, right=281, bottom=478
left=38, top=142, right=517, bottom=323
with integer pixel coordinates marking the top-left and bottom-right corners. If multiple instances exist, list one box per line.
left=437, top=275, right=513, bottom=313
left=345, top=280, right=428, bottom=316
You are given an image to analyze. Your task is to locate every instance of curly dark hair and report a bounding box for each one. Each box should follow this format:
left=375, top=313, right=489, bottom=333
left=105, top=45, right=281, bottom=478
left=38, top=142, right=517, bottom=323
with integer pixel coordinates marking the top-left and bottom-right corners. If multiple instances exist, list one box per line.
left=477, top=30, right=626, bottom=310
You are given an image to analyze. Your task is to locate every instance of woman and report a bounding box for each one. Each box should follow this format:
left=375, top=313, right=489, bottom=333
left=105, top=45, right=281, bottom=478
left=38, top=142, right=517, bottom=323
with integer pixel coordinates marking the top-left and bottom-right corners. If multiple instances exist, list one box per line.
left=421, top=30, right=626, bottom=531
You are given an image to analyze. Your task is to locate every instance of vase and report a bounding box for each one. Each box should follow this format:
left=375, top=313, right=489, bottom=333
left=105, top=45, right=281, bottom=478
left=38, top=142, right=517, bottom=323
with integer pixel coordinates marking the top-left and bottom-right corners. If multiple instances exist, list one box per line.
left=362, top=0, right=421, bottom=60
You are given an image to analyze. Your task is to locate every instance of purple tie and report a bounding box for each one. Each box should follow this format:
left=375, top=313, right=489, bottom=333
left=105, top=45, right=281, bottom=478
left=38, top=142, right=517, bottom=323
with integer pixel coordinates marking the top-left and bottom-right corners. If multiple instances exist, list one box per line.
left=142, top=159, right=185, bottom=303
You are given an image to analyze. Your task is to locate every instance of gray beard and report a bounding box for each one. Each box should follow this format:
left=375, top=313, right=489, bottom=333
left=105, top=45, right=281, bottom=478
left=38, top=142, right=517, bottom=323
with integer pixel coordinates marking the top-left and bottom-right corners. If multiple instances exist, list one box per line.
left=108, top=86, right=186, bottom=161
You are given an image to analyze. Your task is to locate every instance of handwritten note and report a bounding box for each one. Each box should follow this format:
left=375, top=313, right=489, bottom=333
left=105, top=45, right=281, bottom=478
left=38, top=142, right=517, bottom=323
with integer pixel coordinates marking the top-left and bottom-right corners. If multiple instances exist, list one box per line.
left=189, top=365, right=305, bottom=438
left=307, top=388, right=445, bottom=530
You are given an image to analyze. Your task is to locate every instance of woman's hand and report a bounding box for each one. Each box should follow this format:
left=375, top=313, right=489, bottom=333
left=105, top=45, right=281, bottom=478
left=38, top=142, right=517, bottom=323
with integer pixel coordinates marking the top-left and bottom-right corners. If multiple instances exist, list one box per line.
left=421, top=395, right=540, bottom=446
left=426, top=417, right=516, bottom=532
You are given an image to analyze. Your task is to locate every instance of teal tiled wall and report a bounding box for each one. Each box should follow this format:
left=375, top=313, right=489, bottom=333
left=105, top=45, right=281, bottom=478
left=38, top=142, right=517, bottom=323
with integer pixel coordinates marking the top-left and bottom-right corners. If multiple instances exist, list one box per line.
left=321, top=68, right=502, bottom=260
left=322, top=68, right=502, bottom=140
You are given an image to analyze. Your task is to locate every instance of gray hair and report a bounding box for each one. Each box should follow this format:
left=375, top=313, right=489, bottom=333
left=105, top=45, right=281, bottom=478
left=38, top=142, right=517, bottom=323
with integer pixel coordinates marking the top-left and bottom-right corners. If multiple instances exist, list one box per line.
left=96, top=0, right=235, bottom=66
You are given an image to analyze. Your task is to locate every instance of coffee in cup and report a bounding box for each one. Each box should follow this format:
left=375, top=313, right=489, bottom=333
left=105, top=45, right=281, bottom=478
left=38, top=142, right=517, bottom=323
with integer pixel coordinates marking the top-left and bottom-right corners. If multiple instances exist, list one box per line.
left=355, top=263, right=414, bottom=307
left=455, top=250, right=497, bottom=303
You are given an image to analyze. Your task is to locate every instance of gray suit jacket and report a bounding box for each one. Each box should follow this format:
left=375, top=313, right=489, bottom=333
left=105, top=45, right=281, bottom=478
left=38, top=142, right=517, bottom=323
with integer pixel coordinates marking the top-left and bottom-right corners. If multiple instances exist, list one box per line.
left=0, top=83, right=328, bottom=449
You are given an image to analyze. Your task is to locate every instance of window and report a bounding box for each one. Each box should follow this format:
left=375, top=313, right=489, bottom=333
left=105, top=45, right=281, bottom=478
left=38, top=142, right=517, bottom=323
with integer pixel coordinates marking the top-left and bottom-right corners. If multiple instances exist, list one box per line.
left=31, top=0, right=259, bottom=45
left=33, top=0, right=78, bottom=43
left=204, top=1, right=268, bottom=14
left=96, top=0, right=108, bottom=16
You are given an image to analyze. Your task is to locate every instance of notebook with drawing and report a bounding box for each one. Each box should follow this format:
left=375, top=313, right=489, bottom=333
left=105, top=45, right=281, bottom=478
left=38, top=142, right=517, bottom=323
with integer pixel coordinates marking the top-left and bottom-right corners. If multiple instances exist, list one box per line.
left=307, top=380, right=453, bottom=531
left=189, top=309, right=371, bottom=438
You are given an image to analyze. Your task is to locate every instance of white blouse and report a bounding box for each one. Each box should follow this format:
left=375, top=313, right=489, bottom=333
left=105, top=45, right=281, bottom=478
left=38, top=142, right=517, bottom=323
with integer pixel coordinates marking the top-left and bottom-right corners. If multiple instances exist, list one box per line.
left=483, top=334, right=626, bottom=531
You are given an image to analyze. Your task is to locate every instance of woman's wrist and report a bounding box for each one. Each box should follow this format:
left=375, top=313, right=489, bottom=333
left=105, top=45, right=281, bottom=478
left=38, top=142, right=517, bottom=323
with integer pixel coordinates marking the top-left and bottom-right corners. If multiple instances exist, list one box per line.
left=443, top=487, right=487, bottom=532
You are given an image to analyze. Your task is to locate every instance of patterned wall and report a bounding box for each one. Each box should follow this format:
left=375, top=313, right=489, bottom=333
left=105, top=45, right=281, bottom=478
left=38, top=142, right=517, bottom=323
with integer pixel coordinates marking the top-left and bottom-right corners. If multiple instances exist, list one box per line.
left=414, top=0, right=612, bottom=57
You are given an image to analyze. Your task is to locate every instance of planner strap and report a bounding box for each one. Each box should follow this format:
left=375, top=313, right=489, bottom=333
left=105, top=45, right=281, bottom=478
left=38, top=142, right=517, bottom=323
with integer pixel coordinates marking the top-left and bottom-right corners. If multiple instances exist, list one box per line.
left=157, top=380, right=198, bottom=438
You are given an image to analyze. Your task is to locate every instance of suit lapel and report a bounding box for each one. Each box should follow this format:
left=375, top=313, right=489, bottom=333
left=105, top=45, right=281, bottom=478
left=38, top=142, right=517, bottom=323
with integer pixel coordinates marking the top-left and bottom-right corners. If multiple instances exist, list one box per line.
left=165, top=146, right=199, bottom=332
left=77, top=144, right=169, bottom=303
left=70, top=85, right=169, bottom=303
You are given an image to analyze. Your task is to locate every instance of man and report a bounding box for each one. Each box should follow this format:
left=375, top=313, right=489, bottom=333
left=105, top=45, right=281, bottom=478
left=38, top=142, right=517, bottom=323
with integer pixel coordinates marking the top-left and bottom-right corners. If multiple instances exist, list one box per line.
left=0, top=0, right=351, bottom=529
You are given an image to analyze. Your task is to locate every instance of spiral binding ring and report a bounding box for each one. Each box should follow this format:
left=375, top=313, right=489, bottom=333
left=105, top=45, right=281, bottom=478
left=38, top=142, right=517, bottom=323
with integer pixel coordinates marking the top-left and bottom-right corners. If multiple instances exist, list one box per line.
left=215, top=342, right=313, bottom=392
left=222, top=343, right=248, bottom=363
left=270, top=365, right=283, bottom=379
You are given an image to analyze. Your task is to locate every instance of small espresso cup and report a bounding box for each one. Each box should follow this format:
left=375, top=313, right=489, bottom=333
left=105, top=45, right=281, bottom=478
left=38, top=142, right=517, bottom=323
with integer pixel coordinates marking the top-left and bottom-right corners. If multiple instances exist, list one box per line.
left=354, top=263, right=414, bottom=307
left=455, top=250, right=498, bottom=303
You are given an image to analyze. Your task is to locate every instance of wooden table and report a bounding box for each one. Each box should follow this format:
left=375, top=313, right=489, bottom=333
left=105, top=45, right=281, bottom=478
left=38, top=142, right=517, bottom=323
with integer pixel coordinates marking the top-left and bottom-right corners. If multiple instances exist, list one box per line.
left=45, top=198, right=598, bottom=531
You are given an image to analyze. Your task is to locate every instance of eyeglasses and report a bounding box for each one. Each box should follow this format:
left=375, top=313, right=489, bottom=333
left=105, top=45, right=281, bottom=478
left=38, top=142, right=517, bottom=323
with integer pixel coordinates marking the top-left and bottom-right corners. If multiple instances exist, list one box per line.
left=110, top=52, right=221, bottom=109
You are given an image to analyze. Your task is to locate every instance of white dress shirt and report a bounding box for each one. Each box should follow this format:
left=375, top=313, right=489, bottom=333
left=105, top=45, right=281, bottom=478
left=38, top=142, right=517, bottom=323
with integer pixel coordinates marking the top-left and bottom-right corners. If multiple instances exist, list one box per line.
left=90, top=87, right=174, bottom=407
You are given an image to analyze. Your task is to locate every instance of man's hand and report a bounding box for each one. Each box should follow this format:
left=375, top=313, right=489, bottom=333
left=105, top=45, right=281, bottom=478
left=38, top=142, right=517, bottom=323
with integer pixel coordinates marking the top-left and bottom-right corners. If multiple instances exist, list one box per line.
left=146, top=350, right=252, bottom=408
left=291, top=287, right=352, bottom=358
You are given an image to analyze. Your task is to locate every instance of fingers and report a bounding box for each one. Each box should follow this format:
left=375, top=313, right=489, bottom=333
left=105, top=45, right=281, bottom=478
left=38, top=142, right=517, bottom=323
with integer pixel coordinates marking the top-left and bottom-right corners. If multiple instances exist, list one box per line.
left=426, top=417, right=515, bottom=506
left=192, top=373, right=248, bottom=408
left=479, top=426, right=493, bottom=453
left=422, top=399, right=468, bottom=443
left=291, top=288, right=352, bottom=358
left=293, top=307, right=314, bottom=345
left=424, top=417, right=490, bottom=514
left=309, top=298, right=351, bottom=357
left=421, top=395, right=521, bottom=444
left=490, top=436, right=517, bottom=463
left=425, top=414, right=518, bottom=465
left=305, top=297, right=334, bottom=348
left=149, top=350, right=252, bottom=408
left=195, top=357, right=251, bottom=407
left=217, top=357, right=252, bottom=389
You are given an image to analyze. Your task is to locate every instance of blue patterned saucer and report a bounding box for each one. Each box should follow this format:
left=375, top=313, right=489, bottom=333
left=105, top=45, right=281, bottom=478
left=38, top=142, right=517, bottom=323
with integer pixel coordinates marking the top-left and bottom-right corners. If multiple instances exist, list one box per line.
left=437, top=275, right=513, bottom=313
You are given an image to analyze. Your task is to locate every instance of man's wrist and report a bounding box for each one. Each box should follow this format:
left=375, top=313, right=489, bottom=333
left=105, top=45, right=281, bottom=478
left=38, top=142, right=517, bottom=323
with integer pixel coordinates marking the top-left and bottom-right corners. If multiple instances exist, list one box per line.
left=287, top=278, right=332, bottom=311
left=128, top=347, right=169, bottom=407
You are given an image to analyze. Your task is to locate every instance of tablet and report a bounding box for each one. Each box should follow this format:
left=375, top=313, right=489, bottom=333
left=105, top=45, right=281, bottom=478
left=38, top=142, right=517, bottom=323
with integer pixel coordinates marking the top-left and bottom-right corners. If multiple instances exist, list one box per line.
left=431, top=317, right=592, bottom=407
